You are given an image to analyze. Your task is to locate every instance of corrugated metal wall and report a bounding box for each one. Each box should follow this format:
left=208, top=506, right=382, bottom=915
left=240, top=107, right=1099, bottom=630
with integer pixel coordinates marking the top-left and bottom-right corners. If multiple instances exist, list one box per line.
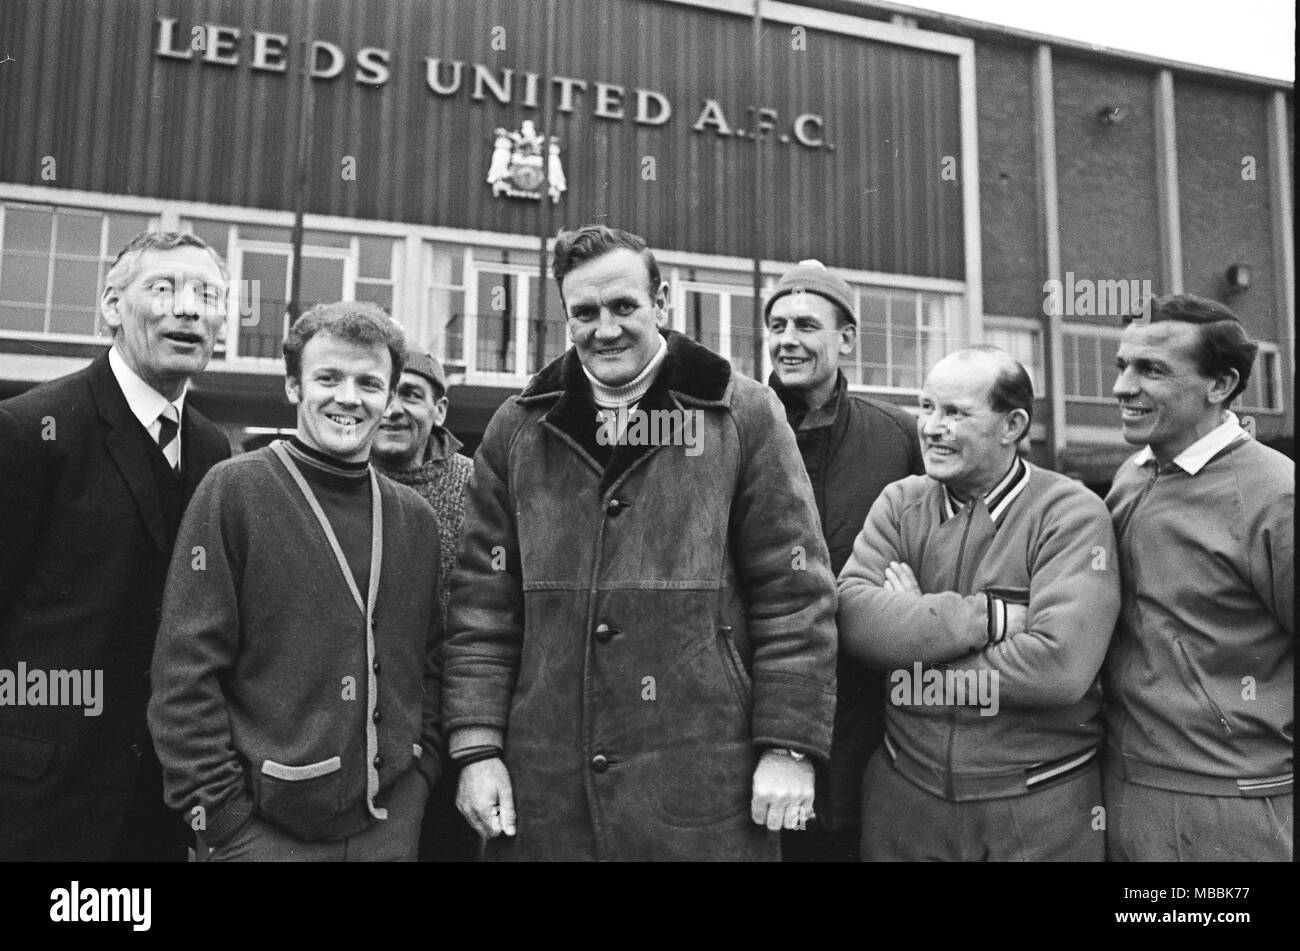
left=1, top=0, right=965, bottom=277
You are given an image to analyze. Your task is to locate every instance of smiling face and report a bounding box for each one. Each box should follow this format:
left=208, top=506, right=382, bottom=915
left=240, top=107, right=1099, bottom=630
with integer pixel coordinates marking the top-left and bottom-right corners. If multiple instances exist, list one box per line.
left=561, top=248, right=666, bottom=387
left=766, top=292, right=854, bottom=408
left=1113, top=320, right=1235, bottom=464
left=285, top=333, right=394, bottom=463
left=917, top=353, right=1025, bottom=500
left=101, top=246, right=227, bottom=400
left=372, top=371, right=447, bottom=468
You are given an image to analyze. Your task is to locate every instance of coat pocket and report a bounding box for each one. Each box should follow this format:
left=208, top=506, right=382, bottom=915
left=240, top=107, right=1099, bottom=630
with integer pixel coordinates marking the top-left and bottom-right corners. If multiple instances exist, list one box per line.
left=0, top=729, right=56, bottom=781
left=255, top=755, right=344, bottom=840
left=716, top=625, right=752, bottom=712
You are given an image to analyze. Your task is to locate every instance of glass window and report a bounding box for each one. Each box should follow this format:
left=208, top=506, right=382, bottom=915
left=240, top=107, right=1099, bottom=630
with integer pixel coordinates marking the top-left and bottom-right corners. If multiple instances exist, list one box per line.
left=303, top=230, right=353, bottom=249
left=355, top=281, right=393, bottom=312
left=684, top=289, right=721, bottom=354
left=476, top=270, right=518, bottom=374
left=1063, top=327, right=1121, bottom=400
left=55, top=210, right=102, bottom=256
left=183, top=218, right=230, bottom=258
left=1, top=252, right=50, bottom=304
left=357, top=236, right=394, bottom=279
left=4, top=206, right=53, bottom=252
left=729, top=293, right=759, bottom=379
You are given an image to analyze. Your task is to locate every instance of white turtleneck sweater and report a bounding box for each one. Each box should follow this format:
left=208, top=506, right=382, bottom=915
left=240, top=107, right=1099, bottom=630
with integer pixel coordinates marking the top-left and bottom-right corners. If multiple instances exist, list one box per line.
left=584, top=335, right=668, bottom=441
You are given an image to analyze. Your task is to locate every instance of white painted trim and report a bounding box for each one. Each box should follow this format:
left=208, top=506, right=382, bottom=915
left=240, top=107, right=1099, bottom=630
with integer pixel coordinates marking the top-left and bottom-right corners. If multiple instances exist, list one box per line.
left=0, top=330, right=108, bottom=346
left=1153, top=70, right=1183, bottom=293
left=1066, top=424, right=1131, bottom=446
left=1268, top=92, right=1295, bottom=384
left=662, top=0, right=975, bottom=56
left=958, top=38, right=983, bottom=348
left=1035, top=45, right=1067, bottom=467
left=983, top=314, right=1041, bottom=331
left=1063, top=322, right=1125, bottom=340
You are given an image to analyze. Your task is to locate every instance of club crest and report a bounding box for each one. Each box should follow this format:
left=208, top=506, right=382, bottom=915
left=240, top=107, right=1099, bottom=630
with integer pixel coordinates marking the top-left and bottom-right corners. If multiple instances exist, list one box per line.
left=486, top=120, right=566, bottom=203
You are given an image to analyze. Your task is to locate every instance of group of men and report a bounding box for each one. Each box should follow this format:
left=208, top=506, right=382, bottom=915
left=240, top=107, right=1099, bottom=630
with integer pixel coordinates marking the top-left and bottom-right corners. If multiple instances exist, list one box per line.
left=0, top=224, right=1290, bottom=863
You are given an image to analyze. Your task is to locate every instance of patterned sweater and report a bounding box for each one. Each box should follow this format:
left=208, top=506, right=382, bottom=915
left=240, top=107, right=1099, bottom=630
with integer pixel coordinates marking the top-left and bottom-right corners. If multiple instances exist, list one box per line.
left=376, top=428, right=474, bottom=624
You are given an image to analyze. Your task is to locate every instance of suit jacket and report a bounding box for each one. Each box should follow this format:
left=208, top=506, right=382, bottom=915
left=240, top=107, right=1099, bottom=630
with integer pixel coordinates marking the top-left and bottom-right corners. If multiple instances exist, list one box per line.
left=0, top=351, right=230, bottom=859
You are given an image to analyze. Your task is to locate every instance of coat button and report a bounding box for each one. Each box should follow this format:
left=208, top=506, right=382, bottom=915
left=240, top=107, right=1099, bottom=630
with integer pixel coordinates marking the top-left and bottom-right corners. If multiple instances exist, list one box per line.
left=591, top=754, right=610, bottom=773
left=372, top=709, right=383, bottom=724
left=129, top=743, right=143, bottom=758
left=606, top=498, right=628, bottom=516
left=373, top=754, right=384, bottom=770
left=594, top=623, right=619, bottom=643
left=373, top=660, right=381, bottom=675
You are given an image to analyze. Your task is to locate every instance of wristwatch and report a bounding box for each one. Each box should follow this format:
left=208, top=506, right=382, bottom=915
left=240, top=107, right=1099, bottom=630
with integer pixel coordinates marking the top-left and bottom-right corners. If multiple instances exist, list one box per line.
left=767, top=747, right=807, bottom=762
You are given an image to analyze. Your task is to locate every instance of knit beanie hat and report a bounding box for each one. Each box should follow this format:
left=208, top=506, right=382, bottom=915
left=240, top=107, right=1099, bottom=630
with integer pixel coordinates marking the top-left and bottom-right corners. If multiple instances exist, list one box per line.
left=403, top=350, right=448, bottom=395
left=764, top=259, right=857, bottom=326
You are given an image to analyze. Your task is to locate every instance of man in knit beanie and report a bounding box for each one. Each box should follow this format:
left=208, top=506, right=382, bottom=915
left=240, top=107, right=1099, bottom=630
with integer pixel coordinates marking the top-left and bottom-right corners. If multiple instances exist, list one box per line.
left=765, top=259, right=922, bottom=862
left=372, top=350, right=474, bottom=627
left=372, top=349, right=477, bottom=862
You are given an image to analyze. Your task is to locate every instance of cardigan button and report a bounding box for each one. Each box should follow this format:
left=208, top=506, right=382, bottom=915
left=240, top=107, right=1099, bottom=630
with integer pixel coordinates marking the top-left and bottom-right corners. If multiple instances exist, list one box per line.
left=373, top=660, right=381, bottom=675
left=590, top=754, right=610, bottom=773
left=372, top=709, right=383, bottom=724
left=373, top=754, right=384, bottom=770
left=594, top=623, right=618, bottom=643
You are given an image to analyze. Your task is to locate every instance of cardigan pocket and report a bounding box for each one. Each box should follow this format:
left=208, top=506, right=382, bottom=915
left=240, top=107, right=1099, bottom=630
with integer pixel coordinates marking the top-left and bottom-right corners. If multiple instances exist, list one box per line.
left=256, top=756, right=345, bottom=840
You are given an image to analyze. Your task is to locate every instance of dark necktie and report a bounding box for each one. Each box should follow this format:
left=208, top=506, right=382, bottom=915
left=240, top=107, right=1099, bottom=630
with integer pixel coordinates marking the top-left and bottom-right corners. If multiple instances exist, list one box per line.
left=157, top=404, right=180, bottom=473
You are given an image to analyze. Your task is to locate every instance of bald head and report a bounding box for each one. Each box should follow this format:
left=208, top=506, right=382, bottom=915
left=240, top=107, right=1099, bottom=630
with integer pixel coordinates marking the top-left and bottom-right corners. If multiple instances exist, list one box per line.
left=918, top=346, right=1033, bottom=499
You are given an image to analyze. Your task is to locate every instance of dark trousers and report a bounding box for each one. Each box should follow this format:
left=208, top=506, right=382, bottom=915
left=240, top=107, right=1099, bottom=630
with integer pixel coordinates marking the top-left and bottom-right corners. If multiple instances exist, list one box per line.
left=781, top=825, right=860, bottom=862
left=200, top=767, right=428, bottom=862
left=1104, top=771, right=1292, bottom=861
left=860, top=748, right=1104, bottom=861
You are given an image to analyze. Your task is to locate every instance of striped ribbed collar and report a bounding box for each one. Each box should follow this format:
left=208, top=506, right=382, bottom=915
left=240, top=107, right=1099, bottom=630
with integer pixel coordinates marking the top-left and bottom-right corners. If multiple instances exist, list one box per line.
left=940, top=455, right=1030, bottom=527
left=284, top=436, right=370, bottom=484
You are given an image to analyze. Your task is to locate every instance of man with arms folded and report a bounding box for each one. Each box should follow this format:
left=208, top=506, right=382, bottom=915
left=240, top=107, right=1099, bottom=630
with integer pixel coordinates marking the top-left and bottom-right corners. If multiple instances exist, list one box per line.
left=148, top=302, right=444, bottom=861
left=0, top=232, right=231, bottom=860
left=442, top=224, right=838, bottom=861
left=1104, top=294, right=1292, bottom=861
left=838, top=346, right=1119, bottom=861
left=764, top=260, right=922, bottom=862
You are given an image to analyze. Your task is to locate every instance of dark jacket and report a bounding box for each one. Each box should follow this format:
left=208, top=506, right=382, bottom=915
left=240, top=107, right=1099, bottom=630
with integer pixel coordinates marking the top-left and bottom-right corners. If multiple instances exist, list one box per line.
left=148, top=445, right=445, bottom=847
left=0, top=352, right=230, bottom=859
left=442, top=330, right=838, bottom=861
left=770, top=371, right=923, bottom=830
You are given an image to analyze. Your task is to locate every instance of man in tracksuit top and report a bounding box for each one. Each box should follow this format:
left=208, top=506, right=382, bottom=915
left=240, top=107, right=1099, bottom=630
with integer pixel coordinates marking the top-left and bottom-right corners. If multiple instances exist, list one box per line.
left=838, top=346, right=1120, bottom=861
left=1103, top=294, right=1293, bottom=861
left=149, top=302, right=444, bottom=861
left=764, top=260, right=923, bottom=862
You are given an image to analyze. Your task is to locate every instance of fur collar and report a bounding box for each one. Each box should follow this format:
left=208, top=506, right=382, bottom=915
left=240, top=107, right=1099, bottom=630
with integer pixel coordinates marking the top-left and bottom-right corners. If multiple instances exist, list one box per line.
left=519, top=329, right=732, bottom=493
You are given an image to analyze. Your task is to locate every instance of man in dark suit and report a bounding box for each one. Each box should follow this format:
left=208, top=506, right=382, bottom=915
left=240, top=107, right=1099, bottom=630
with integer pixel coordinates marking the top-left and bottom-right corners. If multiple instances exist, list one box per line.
left=0, top=231, right=232, bottom=860
left=764, top=260, right=924, bottom=861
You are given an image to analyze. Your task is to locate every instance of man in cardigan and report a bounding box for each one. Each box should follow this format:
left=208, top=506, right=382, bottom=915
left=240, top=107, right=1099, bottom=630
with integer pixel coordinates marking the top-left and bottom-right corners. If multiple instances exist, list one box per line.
left=372, top=349, right=476, bottom=862
left=764, top=260, right=923, bottom=862
left=1103, top=295, right=1293, bottom=861
left=148, top=302, right=445, bottom=861
left=0, top=231, right=231, bottom=860
left=838, top=347, right=1120, bottom=861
